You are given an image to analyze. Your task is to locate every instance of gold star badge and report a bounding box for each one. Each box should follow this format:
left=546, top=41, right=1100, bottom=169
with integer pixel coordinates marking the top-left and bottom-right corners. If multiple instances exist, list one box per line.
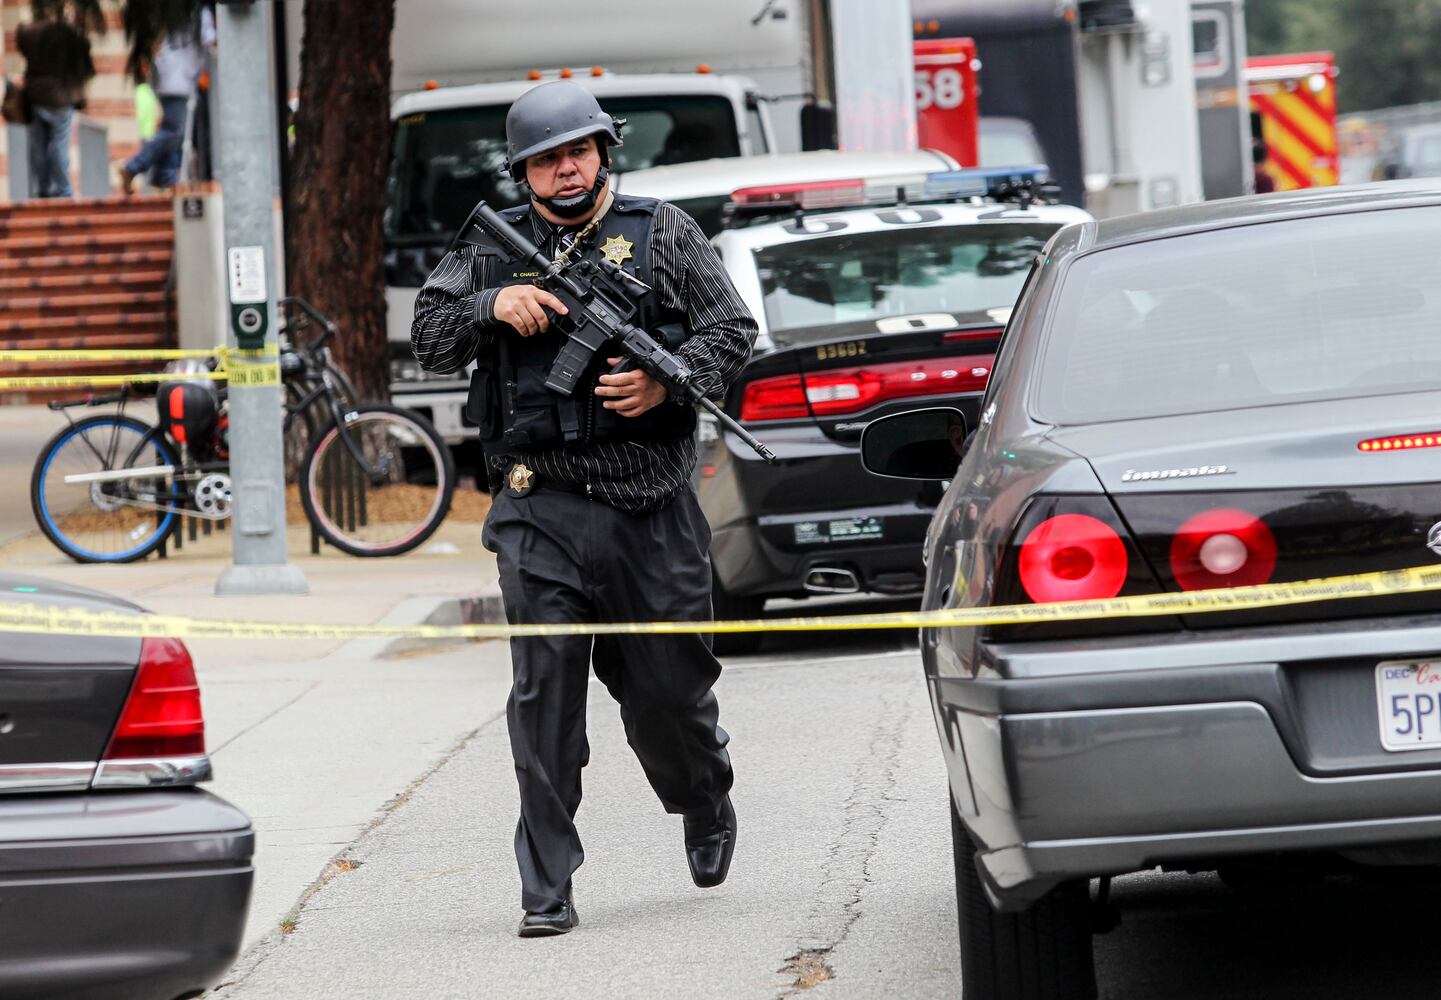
left=600, top=234, right=635, bottom=266
left=507, top=463, right=534, bottom=496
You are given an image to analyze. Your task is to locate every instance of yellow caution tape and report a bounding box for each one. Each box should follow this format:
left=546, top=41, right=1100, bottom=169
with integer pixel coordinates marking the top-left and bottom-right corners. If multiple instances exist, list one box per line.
left=221, top=358, right=281, bottom=388
left=1, top=564, right=1439, bottom=641
left=0, top=371, right=227, bottom=389
left=0, top=347, right=277, bottom=363
left=0, top=348, right=224, bottom=363
left=0, top=347, right=281, bottom=390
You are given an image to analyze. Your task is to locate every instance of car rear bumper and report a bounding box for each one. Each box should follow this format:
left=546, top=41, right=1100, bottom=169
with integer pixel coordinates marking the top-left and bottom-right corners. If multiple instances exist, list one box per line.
left=0, top=788, right=254, bottom=1000
left=938, top=613, right=1441, bottom=910
left=700, top=417, right=942, bottom=600
left=712, top=503, right=932, bottom=598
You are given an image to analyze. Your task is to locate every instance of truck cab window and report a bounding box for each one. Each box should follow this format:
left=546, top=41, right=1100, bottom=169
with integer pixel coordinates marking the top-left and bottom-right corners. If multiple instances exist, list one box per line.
left=387, top=96, right=742, bottom=249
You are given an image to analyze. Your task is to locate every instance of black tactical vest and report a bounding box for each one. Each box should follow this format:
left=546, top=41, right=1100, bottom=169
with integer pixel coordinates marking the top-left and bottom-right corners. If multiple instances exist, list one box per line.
left=465, top=196, right=696, bottom=453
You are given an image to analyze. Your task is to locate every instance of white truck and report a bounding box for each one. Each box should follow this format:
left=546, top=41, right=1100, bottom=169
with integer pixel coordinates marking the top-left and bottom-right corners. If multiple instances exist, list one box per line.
left=365, top=0, right=920, bottom=460
left=911, top=0, right=1206, bottom=218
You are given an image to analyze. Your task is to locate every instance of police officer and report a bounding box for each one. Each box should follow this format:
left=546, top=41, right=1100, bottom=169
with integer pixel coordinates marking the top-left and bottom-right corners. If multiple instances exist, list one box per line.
left=411, top=81, right=756, bottom=938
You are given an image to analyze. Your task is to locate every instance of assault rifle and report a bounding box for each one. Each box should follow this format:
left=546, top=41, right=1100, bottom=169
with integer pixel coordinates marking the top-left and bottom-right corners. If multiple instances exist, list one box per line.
left=459, top=201, right=776, bottom=464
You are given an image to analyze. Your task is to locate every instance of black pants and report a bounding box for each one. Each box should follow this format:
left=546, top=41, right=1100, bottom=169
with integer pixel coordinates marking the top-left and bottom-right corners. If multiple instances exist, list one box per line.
left=483, top=486, right=734, bottom=912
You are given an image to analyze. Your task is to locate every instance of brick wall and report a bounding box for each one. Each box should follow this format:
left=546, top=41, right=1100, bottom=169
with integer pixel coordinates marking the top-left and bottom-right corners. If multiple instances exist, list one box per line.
left=0, top=0, right=143, bottom=201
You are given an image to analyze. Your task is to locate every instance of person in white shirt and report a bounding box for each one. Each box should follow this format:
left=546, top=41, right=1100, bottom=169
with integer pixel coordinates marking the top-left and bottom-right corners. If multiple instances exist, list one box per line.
left=119, top=6, right=215, bottom=193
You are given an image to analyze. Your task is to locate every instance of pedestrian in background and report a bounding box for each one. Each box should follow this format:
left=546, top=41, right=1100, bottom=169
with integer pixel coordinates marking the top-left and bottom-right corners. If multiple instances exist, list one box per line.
left=412, top=81, right=753, bottom=938
left=1253, top=136, right=1276, bottom=195
left=134, top=68, right=161, bottom=144
left=120, top=5, right=215, bottom=194
left=15, top=7, right=94, bottom=199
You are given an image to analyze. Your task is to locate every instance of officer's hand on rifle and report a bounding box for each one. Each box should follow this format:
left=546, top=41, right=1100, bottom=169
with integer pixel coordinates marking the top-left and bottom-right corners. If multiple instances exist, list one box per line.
left=596, top=357, right=668, bottom=417
left=494, top=285, right=568, bottom=337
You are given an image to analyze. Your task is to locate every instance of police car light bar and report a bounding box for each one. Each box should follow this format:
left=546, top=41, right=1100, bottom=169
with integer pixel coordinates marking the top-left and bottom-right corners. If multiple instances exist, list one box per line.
left=726, top=165, right=1053, bottom=220
left=730, top=179, right=868, bottom=209
left=919, top=165, right=1051, bottom=202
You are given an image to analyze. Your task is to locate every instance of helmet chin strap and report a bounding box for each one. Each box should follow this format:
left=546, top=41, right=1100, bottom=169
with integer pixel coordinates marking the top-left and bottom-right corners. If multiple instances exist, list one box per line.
left=531, top=167, right=610, bottom=221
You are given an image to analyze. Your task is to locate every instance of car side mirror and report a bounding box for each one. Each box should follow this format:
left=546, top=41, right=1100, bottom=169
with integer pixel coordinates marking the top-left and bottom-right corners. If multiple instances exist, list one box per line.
left=860, top=407, right=969, bottom=480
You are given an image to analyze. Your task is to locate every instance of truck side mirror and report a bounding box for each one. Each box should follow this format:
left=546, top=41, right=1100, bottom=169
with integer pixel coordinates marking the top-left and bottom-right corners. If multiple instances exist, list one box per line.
left=860, top=408, right=969, bottom=481
left=800, top=101, right=837, bottom=151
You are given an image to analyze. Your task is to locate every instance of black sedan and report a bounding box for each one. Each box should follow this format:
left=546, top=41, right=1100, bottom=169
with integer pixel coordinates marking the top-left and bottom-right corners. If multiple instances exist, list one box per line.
left=863, top=181, right=1441, bottom=999
left=0, top=575, right=252, bottom=1000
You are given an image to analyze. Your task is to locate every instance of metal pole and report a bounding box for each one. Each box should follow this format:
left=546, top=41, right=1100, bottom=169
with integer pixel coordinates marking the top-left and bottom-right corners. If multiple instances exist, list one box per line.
left=214, top=0, right=307, bottom=597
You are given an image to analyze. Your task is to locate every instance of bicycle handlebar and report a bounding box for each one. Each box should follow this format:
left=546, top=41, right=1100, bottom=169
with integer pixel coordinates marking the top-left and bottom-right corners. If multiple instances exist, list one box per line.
left=278, top=297, right=338, bottom=352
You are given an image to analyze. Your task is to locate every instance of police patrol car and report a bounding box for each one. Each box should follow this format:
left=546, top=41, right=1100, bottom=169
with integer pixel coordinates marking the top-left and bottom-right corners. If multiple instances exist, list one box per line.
left=687, top=165, right=1091, bottom=651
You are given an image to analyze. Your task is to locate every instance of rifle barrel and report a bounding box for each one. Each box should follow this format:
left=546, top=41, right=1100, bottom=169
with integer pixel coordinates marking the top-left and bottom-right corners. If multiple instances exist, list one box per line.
left=695, top=396, right=777, bottom=463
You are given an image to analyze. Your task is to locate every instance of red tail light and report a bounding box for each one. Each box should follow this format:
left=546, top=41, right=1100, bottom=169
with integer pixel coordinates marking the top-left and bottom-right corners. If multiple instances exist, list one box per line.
left=740, top=374, right=809, bottom=422
left=739, top=354, right=991, bottom=422
left=103, top=636, right=205, bottom=759
left=1018, top=513, right=1129, bottom=603
left=1359, top=432, right=1441, bottom=452
left=1169, top=508, right=1277, bottom=591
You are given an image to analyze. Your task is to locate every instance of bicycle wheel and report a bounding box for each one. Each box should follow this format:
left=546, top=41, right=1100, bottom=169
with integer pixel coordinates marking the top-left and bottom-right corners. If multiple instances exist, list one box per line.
left=31, top=415, right=180, bottom=563
left=299, top=403, right=455, bottom=557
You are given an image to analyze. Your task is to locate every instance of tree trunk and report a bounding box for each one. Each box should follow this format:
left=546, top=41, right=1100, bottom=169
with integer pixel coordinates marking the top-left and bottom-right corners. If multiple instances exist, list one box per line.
left=286, top=0, right=395, bottom=402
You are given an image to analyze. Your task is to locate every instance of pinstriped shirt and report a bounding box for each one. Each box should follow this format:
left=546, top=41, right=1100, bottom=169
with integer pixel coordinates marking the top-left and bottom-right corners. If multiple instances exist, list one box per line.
left=411, top=198, right=757, bottom=514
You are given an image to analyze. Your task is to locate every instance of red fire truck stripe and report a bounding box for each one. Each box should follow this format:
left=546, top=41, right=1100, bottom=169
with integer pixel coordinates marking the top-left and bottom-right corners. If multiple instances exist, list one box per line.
left=1266, top=145, right=1314, bottom=188
left=1290, top=82, right=1336, bottom=128
left=1251, top=94, right=1328, bottom=159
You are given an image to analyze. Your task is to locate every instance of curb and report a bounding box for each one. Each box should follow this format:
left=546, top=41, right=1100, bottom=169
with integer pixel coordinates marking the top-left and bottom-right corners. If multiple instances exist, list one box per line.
left=377, top=590, right=507, bottom=659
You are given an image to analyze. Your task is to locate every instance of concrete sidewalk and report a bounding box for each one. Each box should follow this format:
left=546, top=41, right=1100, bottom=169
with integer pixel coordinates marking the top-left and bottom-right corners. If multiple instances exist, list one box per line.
left=0, top=501, right=512, bottom=953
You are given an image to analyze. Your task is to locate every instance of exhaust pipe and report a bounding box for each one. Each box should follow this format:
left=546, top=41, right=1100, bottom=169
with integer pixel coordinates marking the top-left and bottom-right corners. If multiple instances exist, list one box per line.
left=804, top=567, right=860, bottom=594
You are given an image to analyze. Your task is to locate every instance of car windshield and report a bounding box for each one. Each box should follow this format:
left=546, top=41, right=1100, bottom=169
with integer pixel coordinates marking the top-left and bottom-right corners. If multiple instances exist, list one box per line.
left=386, top=95, right=741, bottom=247
left=754, top=223, right=1058, bottom=334
left=1038, top=207, right=1441, bottom=423
left=979, top=124, right=1043, bottom=168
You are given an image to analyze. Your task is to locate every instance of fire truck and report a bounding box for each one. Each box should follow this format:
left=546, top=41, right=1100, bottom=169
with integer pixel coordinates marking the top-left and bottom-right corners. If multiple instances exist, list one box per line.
left=1246, top=52, right=1340, bottom=190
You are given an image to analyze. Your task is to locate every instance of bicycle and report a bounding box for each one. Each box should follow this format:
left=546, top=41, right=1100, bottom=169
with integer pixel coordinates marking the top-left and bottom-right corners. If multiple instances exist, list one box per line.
left=30, top=297, right=456, bottom=562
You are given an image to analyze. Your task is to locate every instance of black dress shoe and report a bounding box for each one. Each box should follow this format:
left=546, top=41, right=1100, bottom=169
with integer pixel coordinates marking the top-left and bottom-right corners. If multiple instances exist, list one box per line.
left=517, top=888, right=579, bottom=938
left=684, top=794, right=737, bottom=888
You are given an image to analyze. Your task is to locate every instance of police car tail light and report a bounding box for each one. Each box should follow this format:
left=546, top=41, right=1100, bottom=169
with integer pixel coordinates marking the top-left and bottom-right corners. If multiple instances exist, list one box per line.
left=807, top=355, right=991, bottom=416
left=739, top=375, right=809, bottom=422
left=731, top=179, right=867, bottom=211
left=1018, top=513, right=1129, bottom=603
left=103, top=637, right=206, bottom=759
left=740, top=356, right=990, bottom=422
left=1169, top=508, right=1277, bottom=591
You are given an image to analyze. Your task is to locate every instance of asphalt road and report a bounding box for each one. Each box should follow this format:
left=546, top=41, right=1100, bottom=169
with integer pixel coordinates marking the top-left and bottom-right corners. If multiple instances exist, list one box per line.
left=208, top=617, right=1439, bottom=999
left=213, top=621, right=959, bottom=999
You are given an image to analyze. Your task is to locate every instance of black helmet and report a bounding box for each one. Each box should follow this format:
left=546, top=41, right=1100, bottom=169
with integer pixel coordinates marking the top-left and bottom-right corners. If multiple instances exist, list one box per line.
left=504, top=81, right=624, bottom=183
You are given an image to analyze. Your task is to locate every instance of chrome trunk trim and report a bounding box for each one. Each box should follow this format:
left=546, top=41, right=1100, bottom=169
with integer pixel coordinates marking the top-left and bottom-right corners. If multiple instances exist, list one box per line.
left=0, top=762, right=96, bottom=793
left=92, top=755, right=212, bottom=788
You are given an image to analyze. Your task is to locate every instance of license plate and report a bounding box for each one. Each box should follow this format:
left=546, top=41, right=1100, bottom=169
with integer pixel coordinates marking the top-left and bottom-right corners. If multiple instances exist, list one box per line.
left=793, top=517, right=883, bottom=546
left=1376, top=660, right=1441, bottom=751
